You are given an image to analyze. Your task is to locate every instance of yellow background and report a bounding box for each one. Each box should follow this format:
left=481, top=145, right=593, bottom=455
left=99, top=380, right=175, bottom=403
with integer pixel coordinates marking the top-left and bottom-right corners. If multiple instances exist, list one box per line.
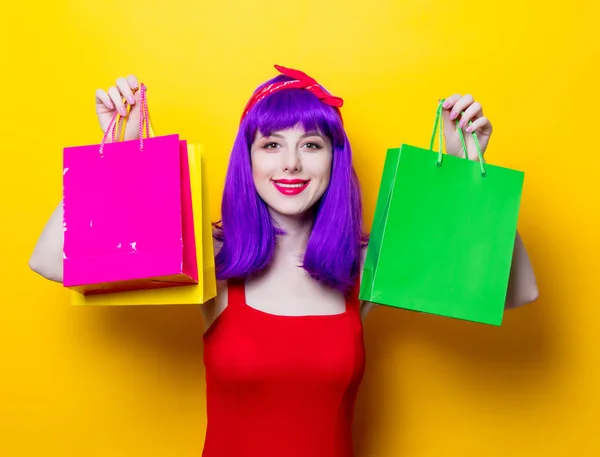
left=1, top=1, right=598, bottom=456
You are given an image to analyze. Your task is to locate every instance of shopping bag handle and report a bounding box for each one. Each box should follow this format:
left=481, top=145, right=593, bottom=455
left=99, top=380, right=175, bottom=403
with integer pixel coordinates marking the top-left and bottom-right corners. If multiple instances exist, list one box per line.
left=99, top=83, right=155, bottom=156
left=429, top=99, right=487, bottom=177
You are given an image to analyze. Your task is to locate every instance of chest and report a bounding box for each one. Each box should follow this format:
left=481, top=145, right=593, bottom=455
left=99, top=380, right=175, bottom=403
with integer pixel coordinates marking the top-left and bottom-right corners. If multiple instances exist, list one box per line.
left=244, top=266, right=347, bottom=316
left=203, top=262, right=365, bottom=388
left=205, top=313, right=364, bottom=388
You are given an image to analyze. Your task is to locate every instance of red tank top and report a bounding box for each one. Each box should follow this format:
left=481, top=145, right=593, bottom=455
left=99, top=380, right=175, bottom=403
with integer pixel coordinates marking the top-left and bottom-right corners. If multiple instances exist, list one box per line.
left=202, top=279, right=366, bottom=457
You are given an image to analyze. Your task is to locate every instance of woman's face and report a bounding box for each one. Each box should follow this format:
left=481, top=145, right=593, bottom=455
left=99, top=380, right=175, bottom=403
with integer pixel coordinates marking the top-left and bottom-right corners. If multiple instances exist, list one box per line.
left=250, top=125, right=333, bottom=219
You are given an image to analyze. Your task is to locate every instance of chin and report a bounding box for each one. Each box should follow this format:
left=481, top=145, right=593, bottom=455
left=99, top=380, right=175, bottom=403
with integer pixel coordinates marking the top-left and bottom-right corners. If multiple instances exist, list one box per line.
left=263, top=195, right=318, bottom=218
left=268, top=204, right=314, bottom=218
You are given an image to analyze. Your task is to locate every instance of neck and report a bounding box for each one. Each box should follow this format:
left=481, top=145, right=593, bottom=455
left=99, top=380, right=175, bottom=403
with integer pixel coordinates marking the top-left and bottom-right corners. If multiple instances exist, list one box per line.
left=270, top=210, right=314, bottom=254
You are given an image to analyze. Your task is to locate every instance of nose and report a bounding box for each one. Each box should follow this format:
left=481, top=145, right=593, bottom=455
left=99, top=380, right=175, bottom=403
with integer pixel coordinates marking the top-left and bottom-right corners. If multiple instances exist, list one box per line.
left=281, top=149, right=302, bottom=173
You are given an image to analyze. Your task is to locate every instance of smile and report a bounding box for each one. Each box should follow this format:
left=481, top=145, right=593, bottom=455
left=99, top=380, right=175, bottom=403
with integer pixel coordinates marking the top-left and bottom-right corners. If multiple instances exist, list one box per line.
left=272, top=179, right=310, bottom=196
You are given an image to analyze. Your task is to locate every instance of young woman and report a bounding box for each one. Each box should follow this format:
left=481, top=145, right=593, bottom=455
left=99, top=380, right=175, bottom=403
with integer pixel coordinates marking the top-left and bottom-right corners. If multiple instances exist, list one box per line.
left=29, top=65, right=538, bottom=457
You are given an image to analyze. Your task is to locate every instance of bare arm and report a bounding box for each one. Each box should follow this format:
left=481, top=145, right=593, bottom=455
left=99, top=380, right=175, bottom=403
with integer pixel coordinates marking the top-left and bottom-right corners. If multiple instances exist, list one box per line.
left=29, top=202, right=64, bottom=283
left=504, top=231, right=538, bottom=309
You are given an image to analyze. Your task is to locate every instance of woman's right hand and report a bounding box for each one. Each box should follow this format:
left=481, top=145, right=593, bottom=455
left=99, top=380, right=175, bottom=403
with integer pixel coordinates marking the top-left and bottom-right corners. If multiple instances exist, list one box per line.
left=95, top=75, right=141, bottom=142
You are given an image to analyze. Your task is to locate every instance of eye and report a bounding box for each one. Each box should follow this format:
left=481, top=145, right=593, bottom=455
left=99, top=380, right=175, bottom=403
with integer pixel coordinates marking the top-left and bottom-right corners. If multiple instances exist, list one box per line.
left=263, top=142, right=280, bottom=149
left=304, top=142, right=322, bottom=150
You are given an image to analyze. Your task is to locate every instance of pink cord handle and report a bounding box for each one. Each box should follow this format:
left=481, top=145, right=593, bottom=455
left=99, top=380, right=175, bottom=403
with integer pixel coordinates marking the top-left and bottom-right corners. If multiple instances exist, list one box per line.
left=99, top=83, right=150, bottom=156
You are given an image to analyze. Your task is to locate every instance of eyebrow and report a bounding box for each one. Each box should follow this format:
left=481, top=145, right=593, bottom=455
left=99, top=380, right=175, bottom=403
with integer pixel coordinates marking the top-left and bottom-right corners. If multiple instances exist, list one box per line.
left=267, top=131, right=323, bottom=139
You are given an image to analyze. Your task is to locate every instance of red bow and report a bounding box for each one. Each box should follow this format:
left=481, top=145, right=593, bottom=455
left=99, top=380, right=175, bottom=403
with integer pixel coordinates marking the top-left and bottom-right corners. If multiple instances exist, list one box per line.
left=240, top=65, right=344, bottom=123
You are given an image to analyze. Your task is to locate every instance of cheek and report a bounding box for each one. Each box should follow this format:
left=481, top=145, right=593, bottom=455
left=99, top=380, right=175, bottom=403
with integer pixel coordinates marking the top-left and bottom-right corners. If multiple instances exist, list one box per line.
left=250, top=153, right=271, bottom=181
left=309, top=154, right=333, bottom=183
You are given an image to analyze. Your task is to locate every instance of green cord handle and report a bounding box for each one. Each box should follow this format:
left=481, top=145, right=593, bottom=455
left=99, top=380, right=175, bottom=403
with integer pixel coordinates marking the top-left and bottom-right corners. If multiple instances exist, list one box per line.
left=429, top=99, right=487, bottom=177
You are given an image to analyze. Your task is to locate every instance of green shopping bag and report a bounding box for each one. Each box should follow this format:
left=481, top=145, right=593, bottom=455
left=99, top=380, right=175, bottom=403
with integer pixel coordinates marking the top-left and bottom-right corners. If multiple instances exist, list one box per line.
left=359, top=100, right=524, bottom=326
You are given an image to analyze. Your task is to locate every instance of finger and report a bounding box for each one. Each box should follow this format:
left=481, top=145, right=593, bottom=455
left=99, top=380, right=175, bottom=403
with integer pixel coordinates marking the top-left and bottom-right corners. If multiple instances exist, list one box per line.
left=442, top=94, right=462, bottom=110
left=458, top=102, right=483, bottom=129
left=116, top=77, right=136, bottom=106
left=441, top=101, right=454, bottom=127
left=126, top=75, right=139, bottom=91
left=95, top=89, right=114, bottom=111
left=108, top=86, right=127, bottom=116
left=450, top=94, right=475, bottom=121
left=465, top=116, right=493, bottom=135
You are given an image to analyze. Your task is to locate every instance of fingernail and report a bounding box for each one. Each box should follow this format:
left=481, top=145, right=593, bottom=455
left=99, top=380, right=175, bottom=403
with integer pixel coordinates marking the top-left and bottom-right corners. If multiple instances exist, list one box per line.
left=443, top=101, right=449, bottom=108
left=107, top=101, right=114, bottom=109
left=127, top=95, right=135, bottom=105
left=466, top=126, right=473, bottom=132
left=458, top=120, right=465, bottom=128
left=119, top=107, right=127, bottom=116
left=450, top=111, right=457, bottom=120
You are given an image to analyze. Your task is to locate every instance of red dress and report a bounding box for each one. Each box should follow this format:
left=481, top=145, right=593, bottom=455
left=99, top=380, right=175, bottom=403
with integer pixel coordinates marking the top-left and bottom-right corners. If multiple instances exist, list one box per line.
left=202, top=279, right=366, bottom=457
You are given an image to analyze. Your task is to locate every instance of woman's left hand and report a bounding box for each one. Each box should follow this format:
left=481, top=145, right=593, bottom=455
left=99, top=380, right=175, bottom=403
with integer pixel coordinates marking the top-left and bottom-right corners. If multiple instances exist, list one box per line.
left=441, top=94, right=493, bottom=160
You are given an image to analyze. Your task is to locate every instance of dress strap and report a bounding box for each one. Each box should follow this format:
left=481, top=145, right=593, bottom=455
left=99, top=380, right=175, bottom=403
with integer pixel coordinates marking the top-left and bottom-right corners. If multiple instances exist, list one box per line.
left=227, top=279, right=246, bottom=309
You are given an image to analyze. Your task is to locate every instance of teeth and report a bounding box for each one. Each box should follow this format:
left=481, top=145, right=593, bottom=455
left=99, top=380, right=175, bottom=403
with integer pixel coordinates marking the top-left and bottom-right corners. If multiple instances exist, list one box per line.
left=276, top=183, right=306, bottom=188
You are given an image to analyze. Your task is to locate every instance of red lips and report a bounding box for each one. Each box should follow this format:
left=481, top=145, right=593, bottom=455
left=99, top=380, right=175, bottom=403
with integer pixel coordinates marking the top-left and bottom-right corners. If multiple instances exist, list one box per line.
left=272, top=179, right=310, bottom=196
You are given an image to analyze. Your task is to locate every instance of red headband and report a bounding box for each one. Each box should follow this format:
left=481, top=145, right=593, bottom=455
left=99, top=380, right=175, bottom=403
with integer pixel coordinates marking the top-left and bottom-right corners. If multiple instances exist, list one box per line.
left=240, top=65, right=344, bottom=124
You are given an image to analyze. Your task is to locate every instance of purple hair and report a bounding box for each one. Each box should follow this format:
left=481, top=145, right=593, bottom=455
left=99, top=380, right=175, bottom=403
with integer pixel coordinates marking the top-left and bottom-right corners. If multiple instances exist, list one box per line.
left=214, top=73, right=365, bottom=293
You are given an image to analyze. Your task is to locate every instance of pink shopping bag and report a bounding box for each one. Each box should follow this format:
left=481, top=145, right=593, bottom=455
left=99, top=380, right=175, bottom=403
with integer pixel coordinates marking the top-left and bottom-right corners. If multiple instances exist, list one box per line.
left=63, top=84, right=198, bottom=295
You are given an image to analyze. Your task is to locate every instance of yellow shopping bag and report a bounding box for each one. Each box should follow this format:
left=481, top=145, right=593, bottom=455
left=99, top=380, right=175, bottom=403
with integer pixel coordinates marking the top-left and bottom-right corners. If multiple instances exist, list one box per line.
left=70, top=106, right=217, bottom=305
